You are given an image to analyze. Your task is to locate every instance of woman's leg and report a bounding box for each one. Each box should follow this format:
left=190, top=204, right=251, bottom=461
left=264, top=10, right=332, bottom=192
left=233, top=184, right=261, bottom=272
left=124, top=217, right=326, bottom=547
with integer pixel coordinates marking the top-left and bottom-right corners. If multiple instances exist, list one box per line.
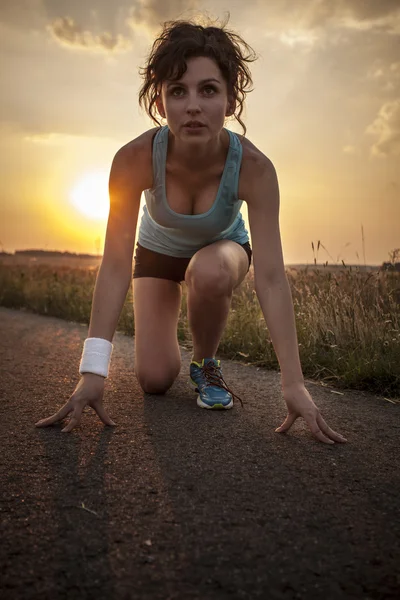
left=184, top=240, right=249, bottom=361
left=133, top=278, right=182, bottom=394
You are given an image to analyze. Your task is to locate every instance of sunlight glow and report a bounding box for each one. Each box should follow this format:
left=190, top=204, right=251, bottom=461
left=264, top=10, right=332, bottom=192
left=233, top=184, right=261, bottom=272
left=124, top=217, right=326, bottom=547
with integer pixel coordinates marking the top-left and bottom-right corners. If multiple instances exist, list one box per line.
left=70, top=170, right=109, bottom=220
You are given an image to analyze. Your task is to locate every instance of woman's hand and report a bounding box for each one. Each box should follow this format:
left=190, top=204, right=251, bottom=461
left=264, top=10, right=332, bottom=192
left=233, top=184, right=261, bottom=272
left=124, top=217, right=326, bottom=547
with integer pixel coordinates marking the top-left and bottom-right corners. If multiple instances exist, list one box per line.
left=276, top=382, right=347, bottom=444
left=35, top=374, right=116, bottom=433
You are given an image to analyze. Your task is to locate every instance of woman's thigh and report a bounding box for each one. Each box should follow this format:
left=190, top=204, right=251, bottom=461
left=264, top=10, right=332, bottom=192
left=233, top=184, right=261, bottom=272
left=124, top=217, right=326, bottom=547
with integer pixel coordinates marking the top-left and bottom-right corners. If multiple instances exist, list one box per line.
left=133, top=277, right=182, bottom=392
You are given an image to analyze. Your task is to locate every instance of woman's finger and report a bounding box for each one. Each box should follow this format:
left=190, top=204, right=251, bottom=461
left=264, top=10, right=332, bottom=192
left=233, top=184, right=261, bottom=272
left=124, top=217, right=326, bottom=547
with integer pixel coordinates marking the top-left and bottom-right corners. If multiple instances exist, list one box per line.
left=317, top=413, right=347, bottom=443
left=304, top=414, right=335, bottom=444
left=95, top=403, right=116, bottom=426
left=35, top=401, right=73, bottom=427
left=61, top=407, right=84, bottom=433
left=275, top=412, right=297, bottom=433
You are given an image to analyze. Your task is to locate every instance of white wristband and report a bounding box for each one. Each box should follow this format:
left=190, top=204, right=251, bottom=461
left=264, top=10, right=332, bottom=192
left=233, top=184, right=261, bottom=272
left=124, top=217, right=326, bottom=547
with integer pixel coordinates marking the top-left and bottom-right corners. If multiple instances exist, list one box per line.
left=79, top=337, right=113, bottom=378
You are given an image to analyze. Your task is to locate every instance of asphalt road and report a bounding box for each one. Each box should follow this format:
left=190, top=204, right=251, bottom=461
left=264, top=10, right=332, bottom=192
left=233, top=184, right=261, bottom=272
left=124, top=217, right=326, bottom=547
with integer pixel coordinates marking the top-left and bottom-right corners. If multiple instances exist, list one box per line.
left=1, top=307, right=399, bottom=600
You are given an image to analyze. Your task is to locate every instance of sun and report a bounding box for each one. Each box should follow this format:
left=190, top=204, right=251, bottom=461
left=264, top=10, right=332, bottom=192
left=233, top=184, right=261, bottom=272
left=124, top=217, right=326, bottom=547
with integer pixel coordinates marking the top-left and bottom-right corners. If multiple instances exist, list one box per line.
left=70, top=170, right=109, bottom=220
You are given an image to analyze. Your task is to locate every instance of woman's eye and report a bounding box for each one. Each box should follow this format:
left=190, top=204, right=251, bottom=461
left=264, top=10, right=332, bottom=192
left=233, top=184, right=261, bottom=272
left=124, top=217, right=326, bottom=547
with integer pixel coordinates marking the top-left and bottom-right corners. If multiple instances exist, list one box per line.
left=171, top=86, right=216, bottom=96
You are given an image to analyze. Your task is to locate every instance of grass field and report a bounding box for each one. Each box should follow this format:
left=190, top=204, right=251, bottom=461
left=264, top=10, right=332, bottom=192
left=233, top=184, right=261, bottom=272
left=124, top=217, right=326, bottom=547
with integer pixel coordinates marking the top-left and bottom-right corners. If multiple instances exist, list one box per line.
left=1, top=255, right=399, bottom=398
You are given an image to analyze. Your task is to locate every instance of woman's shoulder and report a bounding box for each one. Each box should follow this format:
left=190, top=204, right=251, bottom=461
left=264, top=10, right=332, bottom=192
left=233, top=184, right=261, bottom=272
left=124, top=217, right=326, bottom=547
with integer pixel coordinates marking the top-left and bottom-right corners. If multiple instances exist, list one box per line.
left=114, top=127, right=161, bottom=191
left=234, top=132, right=275, bottom=198
left=235, top=132, right=272, bottom=169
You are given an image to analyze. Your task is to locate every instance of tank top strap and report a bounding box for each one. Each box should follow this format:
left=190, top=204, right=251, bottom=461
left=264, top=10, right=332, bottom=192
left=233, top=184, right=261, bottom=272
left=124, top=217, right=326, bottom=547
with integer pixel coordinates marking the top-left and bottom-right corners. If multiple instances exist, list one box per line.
left=151, top=125, right=168, bottom=188
left=225, top=129, right=243, bottom=196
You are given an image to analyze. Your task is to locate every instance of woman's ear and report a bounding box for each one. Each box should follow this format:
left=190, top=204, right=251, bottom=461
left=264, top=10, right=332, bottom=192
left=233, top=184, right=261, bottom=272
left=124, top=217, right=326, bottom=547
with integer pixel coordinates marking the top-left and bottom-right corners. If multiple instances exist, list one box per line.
left=226, top=96, right=236, bottom=117
left=155, top=94, right=165, bottom=118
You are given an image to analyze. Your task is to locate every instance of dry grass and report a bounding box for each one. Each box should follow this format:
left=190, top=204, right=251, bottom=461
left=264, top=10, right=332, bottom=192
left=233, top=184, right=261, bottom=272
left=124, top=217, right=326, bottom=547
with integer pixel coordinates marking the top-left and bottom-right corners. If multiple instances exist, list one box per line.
left=1, top=257, right=399, bottom=398
left=214, top=266, right=400, bottom=397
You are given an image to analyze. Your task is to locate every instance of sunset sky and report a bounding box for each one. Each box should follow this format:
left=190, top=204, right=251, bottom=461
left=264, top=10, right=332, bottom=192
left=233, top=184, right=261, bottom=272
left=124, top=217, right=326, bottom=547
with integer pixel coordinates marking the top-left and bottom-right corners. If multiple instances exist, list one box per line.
left=0, top=0, right=399, bottom=265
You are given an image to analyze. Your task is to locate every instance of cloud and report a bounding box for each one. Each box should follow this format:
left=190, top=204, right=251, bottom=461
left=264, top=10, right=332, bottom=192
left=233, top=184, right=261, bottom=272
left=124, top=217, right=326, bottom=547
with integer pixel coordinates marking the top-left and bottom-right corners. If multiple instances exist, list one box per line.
left=366, top=100, right=400, bottom=156
left=344, top=0, right=400, bottom=22
left=366, top=60, right=400, bottom=93
left=42, top=0, right=204, bottom=39
left=278, top=29, right=319, bottom=50
left=42, top=0, right=136, bottom=35
left=127, top=0, right=204, bottom=32
left=23, top=132, right=86, bottom=144
left=306, top=0, right=400, bottom=31
left=48, top=16, right=132, bottom=52
left=22, top=132, right=120, bottom=150
left=343, top=145, right=356, bottom=154
left=0, top=0, right=46, bottom=32
left=258, top=0, right=400, bottom=43
left=45, top=1, right=206, bottom=53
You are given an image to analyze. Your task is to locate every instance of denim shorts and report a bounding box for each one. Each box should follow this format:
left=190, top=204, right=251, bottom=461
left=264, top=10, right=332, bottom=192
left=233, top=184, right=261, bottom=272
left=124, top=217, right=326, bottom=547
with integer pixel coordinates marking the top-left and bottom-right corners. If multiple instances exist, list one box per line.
left=133, top=241, right=252, bottom=284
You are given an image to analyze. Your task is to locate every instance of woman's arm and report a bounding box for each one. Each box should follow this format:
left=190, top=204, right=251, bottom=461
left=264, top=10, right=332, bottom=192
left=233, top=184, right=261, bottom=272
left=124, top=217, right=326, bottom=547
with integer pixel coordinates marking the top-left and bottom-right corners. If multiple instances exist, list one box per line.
left=253, top=273, right=303, bottom=388
left=87, top=264, right=133, bottom=342
left=87, top=142, right=144, bottom=342
left=245, top=155, right=303, bottom=387
left=245, top=154, right=347, bottom=444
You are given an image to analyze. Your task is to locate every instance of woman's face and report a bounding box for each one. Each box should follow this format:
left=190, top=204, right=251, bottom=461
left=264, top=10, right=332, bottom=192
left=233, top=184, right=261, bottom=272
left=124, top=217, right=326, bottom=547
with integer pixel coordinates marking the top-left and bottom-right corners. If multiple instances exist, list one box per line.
left=156, top=56, right=234, bottom=141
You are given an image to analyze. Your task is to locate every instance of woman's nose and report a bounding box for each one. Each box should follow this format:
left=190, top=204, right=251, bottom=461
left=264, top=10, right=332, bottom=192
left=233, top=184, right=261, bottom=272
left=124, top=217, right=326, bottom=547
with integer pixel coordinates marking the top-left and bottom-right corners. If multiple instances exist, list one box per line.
left=185, top=92, right=202, bottom=110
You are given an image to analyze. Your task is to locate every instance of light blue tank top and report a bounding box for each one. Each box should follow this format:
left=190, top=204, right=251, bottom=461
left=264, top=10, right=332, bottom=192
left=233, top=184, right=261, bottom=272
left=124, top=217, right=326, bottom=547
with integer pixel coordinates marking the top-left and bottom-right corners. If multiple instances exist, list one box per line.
left=137, top=125, right=249, bottom=258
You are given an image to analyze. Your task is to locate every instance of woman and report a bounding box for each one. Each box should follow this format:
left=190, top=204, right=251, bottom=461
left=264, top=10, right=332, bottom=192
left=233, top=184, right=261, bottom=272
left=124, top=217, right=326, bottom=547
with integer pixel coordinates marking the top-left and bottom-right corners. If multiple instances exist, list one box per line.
left=36, top=18, right=347, bottom=445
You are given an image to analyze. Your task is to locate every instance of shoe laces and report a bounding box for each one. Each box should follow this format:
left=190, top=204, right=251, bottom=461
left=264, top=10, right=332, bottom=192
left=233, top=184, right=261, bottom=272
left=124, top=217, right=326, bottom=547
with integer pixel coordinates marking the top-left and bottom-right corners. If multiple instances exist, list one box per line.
left=200, top=361, right=245, bottom=408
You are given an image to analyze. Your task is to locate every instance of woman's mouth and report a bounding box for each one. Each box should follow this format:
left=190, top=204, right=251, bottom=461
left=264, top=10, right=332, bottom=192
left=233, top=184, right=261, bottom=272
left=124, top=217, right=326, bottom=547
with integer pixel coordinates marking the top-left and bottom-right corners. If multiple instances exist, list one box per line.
left=184, top=124, right=205, bottom=132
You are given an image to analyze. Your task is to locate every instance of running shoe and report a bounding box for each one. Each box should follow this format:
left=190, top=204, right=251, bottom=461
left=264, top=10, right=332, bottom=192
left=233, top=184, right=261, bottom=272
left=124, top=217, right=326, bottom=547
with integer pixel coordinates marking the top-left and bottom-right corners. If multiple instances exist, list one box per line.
left=190, top=358, right=244, bottom=409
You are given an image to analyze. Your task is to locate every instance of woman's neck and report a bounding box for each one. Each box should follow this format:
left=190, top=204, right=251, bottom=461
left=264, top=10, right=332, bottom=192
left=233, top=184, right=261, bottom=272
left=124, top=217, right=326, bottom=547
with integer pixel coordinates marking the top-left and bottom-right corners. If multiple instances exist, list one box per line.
left=167, top=127, right=229, bottom=172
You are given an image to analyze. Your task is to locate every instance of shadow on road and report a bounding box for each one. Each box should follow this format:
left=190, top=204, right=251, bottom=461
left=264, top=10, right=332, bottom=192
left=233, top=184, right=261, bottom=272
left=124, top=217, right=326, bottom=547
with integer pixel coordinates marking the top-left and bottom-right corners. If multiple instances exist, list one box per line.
left=140, top=374, right=400, bottom=598
left=37, top=426, right=117, bottom=598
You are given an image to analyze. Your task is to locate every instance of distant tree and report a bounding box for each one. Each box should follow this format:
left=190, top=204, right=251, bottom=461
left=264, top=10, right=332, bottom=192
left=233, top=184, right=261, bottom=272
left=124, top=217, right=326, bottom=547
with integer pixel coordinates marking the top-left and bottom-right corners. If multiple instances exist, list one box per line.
left=382, top=248, right=400, bottom=272
left=383, top=249, right=400, bottom=272
left=388, top=248, right=400, bottom=264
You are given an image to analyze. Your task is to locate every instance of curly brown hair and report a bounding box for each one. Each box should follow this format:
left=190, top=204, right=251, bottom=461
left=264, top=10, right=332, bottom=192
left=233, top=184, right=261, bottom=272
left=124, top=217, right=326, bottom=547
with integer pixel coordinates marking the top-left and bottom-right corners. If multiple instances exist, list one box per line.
left=138, top=15, right=258, bottom=136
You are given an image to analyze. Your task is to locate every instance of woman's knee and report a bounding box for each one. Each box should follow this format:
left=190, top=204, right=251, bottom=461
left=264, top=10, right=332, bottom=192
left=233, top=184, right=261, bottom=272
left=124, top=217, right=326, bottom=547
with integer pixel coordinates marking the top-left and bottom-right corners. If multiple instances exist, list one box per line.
left=135, top=363, right=180, bottom=394
left=185, top=261, right=233, bottom=297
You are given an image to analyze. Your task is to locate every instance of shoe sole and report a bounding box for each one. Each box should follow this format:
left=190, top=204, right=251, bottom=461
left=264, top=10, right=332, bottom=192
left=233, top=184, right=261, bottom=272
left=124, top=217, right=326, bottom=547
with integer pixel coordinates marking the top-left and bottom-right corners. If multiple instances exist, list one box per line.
left=191, top=379, right=233, bottom=410
left=196, top=396, right=233, bottom=410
